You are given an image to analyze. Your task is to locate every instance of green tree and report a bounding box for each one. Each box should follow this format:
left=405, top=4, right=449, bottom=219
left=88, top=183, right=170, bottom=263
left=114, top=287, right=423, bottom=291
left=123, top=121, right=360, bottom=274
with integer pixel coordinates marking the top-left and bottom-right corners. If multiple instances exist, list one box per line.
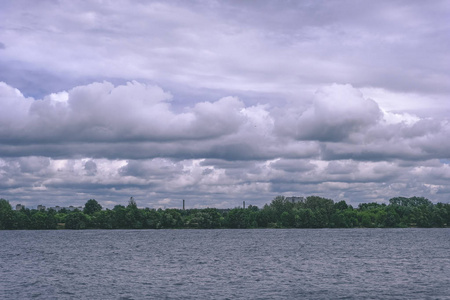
left=411, top=206, right=432, bottom=227
left=281, top=211, right=295, bottom=227
left=312, top=209, right=329, bottom=228
left=125, top=205, right=144, bottom=229
left=269, top=196, right=294, bottom=222
left=31, top=211, right=50, bottom=229
left=55, top=212, right=67, bottom=224
left=225, top=208, right=251, bottom=228
left=296, top=208, right=314, bottom=228
left=334, top=200, right=349, bottom=211
left=142, top=208, right=160, bottom=229
left=83, top=199, right=102, bottom=215
left=160, top=209, right=182, bottom=228
left=358, top=211, right=374, bottom=228
left=65, top=211, right=89, bottom=229
left=358, top=202, right=386, bottom=211
left=432, top=203, right=449, bottom=227
left=330, top=210, right=351, bottom=228
left=343, top=209, right=359, bottom=227
left=431, top=206, right=447, bottom=227
left=14, top=210, right=31, bottom=229
left=190, top=208, right=222, bottom=229
left=0, top=199, right=14, bottom=230
left=304, top=196, right=335, bottom=227
left=374, top=209, right=387, bottom=227
left=90, top=210, right=113, bottom=229
left=256, top=205, right=276, bottom=227
left=111, top=205, right=127, bottom=228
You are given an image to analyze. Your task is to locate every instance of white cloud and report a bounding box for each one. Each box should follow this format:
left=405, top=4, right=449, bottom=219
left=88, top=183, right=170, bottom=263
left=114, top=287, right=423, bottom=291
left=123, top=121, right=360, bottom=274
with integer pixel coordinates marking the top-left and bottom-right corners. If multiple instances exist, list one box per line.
left=0, top=82, right=33, bottom=129
left=382, top=110, right=420, bottom=125
left=276, top=84, right=382, bottom=141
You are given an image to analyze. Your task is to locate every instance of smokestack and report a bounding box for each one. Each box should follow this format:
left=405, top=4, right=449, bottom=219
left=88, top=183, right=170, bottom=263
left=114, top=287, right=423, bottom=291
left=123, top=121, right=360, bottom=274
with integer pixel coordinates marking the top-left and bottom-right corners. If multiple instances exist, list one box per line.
left=183, top=199, right=185, bottom=210
left=243, top=201, right=245, bottom=209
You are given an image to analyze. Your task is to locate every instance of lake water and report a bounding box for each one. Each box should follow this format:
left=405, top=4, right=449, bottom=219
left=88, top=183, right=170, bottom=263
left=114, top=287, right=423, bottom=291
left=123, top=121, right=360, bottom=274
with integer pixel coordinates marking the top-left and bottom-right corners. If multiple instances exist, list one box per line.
left=1, top=228, right=449, bottom=299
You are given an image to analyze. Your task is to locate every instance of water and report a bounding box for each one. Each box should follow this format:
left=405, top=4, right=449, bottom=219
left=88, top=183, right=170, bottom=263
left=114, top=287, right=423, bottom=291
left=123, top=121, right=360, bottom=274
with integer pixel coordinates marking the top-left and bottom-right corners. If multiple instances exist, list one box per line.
left=1, top=228, right=449, bottom=299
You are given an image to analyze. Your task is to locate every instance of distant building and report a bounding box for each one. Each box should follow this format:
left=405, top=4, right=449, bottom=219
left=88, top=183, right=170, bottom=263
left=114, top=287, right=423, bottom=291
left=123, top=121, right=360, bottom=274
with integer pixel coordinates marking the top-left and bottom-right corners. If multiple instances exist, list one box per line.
left=67, top=206, right=82, bottom=211
left=48, top=205, right=82, bottom=212
left=37, top=205, right=46, bottom=211
left=16, top=204, right=25, bottom=211
left=285, top=196, right=305, bottom=203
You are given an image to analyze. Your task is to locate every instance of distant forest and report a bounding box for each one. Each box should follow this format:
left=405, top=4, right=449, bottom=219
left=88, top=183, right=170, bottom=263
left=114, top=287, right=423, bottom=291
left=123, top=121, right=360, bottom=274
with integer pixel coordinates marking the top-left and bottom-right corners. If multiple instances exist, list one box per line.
left=1, top=196, right=449, bottom=230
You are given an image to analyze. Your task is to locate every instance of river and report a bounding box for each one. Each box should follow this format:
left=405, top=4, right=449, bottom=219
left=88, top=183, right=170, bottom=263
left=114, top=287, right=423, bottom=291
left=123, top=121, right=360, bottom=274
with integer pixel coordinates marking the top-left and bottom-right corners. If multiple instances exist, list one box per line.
left=1, top=228, right=449, bottom=299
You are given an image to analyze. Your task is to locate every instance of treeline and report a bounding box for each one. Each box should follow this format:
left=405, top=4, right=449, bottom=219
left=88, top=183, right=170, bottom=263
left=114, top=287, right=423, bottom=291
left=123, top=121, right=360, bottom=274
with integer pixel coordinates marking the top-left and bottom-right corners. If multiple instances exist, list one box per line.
left=1, top=196, right=450, bottom=230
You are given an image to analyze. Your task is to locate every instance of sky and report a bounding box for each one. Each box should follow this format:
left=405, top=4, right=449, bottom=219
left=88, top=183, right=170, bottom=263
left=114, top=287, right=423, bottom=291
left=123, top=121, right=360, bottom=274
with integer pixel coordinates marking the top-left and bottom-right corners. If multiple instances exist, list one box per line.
left=0, top=0, right=449, bottom=209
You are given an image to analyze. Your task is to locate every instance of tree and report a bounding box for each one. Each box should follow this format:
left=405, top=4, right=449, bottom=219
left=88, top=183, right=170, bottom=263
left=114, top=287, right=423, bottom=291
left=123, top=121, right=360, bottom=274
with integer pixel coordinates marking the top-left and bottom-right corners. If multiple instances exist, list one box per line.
left=431, top=206, right=447, bottom=227
left=383, top=206, right=400, bottom=227
left=0, top=199, right=14, bottom=230
left=358, top=211, right=374, bottom=228
left=358, top=202, right=385, bottom=211
left=342, top=209, right=359, bottom=228
left=312, top=209, right=329, bottom=228
left=334, top=200, right=349, bottom=211
left=128, top=197, right=137, bottom=208
left=281, top=211, right=295, bottom=227
left=190, top=208, right=222, bottom=229
left=112, top=205, right=128, bottom=228
left=296, top=208, right=314, bottom=228
left=269, top=196, right=294, bottom=222
left=225, top=208, right=251, bottom=228
left=65, top=211, right=89, bottom=229
left=83, top=199, right=102, bottom=215
left=330, top=210, right=350, bottom=228
left=125, top=205, right=144, bottom=229
left=31, top=211, right=49, bottom=229
left=91, top=210, right=114, bottom=229
left=411, top=206, right=432, bottom=227
left=142, top=208, right=160, bottom=229
left=256, top=205, right=276, bottom=227
left=304, top=196, right=335, bottom=227
left=160, top=209, right=182, bottom=228
left=14, top=210, right=31, bottom=229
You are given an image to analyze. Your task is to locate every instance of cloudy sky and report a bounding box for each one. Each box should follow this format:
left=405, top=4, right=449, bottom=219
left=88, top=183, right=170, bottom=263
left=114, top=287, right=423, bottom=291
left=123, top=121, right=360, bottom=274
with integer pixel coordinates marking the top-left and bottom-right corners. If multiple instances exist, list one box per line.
left=0, top=0, right=449, bottom=209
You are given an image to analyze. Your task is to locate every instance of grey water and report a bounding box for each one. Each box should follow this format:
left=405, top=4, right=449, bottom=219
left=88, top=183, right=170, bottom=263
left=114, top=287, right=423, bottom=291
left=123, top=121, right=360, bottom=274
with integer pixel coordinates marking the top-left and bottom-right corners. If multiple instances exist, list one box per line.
left=1, top=229, right=449, bottom=299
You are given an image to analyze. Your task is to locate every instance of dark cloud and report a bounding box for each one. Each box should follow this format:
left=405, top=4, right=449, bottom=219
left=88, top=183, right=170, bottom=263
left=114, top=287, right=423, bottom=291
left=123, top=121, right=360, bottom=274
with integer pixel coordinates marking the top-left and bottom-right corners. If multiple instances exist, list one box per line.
left=200, top=159, right=257, bottom=169
left=119, top=159, right=183, bottom=178
left=270, top=159, right=316, bottom=173
left=84, top=160, right=97, bottom=176
left=325, top=161, right=359, bottom=175
left=17, top=156, right=50, bottom=174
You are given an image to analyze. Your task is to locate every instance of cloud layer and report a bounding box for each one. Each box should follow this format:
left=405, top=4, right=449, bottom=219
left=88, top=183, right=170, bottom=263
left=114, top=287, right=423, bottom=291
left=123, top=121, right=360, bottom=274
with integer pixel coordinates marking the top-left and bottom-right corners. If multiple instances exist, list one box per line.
left=1, top=81, right=449, bottom=208
left=0, top=1, right=449, bottom=208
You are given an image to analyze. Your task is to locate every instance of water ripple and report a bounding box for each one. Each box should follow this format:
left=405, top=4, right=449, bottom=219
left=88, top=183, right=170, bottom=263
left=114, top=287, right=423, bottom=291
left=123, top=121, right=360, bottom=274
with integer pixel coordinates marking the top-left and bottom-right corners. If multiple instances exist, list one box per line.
left=1, top=229, right=449, bottom=299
